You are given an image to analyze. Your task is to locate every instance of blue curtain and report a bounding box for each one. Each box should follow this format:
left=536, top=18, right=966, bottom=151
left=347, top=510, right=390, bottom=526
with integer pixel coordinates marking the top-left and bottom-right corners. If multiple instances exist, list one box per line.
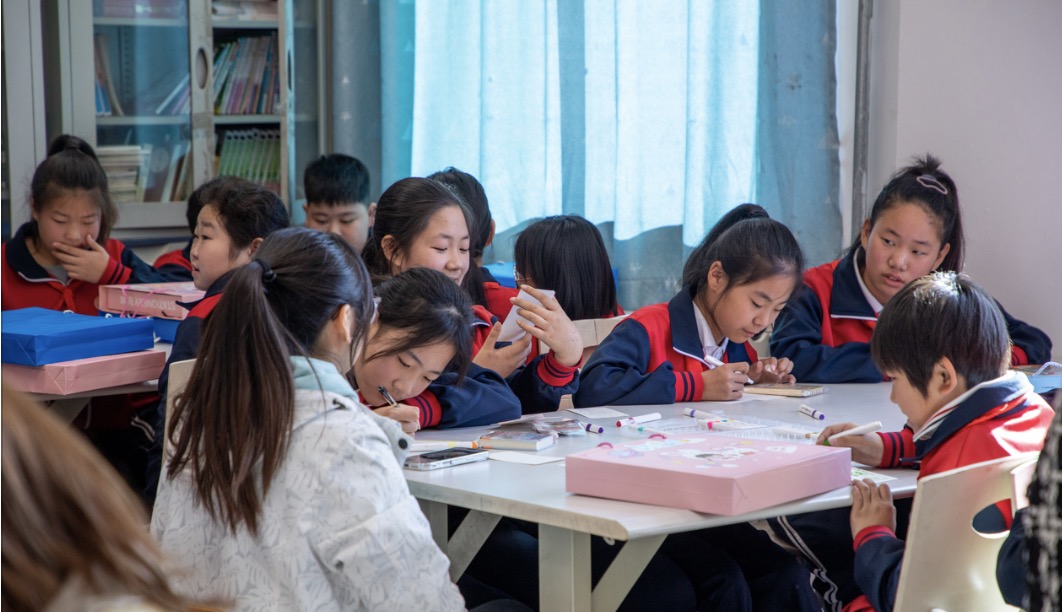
left=377, top=0, right=839, bottom=310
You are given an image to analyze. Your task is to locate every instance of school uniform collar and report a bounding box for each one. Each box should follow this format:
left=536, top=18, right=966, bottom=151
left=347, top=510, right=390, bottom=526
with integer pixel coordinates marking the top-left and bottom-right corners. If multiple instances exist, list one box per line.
left=852, top=250, right=885, bottom=314
left=667, top=286, right=714, bottom=367
left=830, top=250, right=878, bottom=320
left=910, top=371, right=1033, bottom=460
left=691, top=297, right=728, bottom=362
left=176, top=271, right=231, bottom=311
left=8, top=222, right=58, bottom=282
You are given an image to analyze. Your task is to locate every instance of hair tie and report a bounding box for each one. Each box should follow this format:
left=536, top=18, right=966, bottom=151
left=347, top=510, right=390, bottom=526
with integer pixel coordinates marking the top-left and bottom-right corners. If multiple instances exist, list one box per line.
left=916, top=174, right=949, bottom=195
left=253, top=258, right=277, bottom=284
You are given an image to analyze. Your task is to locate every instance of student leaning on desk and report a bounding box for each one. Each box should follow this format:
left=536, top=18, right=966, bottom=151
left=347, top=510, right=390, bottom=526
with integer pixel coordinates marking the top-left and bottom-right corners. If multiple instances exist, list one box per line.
left=769, top=272, right=1054, bottom=612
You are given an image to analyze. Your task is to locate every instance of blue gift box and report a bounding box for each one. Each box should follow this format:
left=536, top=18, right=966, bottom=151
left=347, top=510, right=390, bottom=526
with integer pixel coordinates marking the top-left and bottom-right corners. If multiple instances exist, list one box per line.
left=2, top=307, right=155, bottom=366
left=153, top=317, right=181, bottom=343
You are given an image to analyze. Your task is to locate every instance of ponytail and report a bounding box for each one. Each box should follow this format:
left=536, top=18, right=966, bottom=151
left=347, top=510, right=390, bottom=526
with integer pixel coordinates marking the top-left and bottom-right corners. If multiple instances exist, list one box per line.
left=29, top=134, right=117, bottom=244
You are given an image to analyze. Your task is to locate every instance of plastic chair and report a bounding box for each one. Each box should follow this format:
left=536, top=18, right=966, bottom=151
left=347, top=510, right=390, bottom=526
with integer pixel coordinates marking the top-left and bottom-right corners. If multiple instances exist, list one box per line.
left=162, top=359, right=195, bottom=461
left=892, top=452, right=1039, bottom=612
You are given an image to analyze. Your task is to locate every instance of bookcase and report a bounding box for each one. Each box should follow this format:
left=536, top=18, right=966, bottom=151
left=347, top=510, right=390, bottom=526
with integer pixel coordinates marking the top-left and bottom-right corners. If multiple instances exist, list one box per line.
left=50, top=0, right=322, bottom=236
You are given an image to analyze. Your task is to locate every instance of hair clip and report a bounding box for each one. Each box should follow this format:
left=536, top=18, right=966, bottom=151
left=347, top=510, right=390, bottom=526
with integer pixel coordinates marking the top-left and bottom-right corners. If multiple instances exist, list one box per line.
left=916, top=174, right=949, bottom=196
left=253, top=258, right=277, bottom=284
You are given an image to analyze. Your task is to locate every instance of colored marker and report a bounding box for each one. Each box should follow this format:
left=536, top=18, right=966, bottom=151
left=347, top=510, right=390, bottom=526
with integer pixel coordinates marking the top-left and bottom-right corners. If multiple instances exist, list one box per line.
left=772, top=426, right=818, bottom=439
left=704, top=354, right=754, bottom=384
left=617, top=412, right=662, bottom=427
left=825, top=421, right=883, bottom=445
left=584, top=423, right=604, bottom=434
left=410, top=440, right=479, bottom=452
left=684, top=408, right=717, bottom=420
left=799, top=404, right=826, bottom=421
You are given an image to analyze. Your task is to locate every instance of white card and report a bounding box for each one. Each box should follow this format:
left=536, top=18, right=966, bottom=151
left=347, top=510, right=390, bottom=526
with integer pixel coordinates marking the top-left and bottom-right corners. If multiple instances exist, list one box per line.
left=497, top=289, right=555, bottom=343
left=851, top=467, right=896, bottom=483
left=488, top=451, right=566, bottom=465
left=566, top=407, right=630, bottom=419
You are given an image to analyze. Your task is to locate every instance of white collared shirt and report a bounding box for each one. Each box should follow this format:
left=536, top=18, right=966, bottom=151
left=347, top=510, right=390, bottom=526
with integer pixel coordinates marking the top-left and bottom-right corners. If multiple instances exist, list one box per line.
left=692, top=302, right=728, bottom=364
left=853, top=257, right=885, bottom=316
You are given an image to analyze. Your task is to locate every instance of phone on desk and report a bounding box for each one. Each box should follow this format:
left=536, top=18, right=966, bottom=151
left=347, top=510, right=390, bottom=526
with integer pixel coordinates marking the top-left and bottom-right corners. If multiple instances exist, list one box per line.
left=404, top=447, right=489, bottom=471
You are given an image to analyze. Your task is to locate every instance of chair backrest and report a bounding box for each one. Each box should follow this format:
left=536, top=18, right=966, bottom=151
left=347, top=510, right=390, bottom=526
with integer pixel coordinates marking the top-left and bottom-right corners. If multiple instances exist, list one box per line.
left=162, top=359, right=196, bottom=461
left=552, top=316, right=628, bottom=410
left=893, top=452, right=1040, bottom=612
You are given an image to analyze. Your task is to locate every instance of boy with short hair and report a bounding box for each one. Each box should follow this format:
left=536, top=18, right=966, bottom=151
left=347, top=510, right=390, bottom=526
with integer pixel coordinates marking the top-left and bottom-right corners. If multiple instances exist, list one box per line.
left=302, top=153, right=375, bottom=253
left=824, top=272, right=1054, bottom=612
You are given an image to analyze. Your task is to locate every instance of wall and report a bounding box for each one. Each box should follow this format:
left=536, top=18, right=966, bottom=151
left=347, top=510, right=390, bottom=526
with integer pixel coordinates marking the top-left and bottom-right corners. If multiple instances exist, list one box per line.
left=867, top=0, right=1062, bottom=361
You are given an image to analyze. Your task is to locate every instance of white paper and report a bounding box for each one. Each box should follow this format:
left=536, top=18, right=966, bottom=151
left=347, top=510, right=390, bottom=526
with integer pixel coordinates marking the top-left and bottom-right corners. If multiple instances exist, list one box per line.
left=851, top=467, right=896, bottom=483
left=497, top=289, right=555, bottom=342
left=488, top=451, right=566, bottom=465
left=566, top=407, right=629, bottom=419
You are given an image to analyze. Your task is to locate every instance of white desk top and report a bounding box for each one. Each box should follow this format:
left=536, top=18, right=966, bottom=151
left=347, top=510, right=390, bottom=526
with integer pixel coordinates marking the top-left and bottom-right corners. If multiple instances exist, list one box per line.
left=406, top=383, right=915, bottom=541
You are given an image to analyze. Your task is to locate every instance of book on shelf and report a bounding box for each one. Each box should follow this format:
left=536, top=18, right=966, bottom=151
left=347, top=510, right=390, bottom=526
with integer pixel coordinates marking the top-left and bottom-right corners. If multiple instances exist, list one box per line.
left=96, top=0, right=188, bottom=19
left=94, top=34, right=124, bottom=116
left=97, top=145, right=151, bottom=203
left=155, top=74, right=190, bottom=116
left=212, top=0, right=279, bottom=21
left=217, top=128, right=280, bottom=193
left=213, top=34, right=278, bottom=115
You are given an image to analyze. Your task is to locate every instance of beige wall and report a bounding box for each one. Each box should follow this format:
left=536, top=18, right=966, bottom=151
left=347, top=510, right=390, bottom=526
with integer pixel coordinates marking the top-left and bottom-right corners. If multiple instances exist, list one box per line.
left=867, top=0, right=1062, bottom=361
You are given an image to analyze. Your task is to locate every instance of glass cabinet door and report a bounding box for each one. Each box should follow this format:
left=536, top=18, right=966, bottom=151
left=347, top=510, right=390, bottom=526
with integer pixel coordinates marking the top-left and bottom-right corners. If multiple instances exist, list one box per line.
left=91, top=1, right=194, bottom=216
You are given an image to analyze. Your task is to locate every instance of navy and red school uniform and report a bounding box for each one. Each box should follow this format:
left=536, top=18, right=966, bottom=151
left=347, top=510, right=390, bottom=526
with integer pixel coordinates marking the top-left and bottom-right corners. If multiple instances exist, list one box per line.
left=406, top=305, right=522, bottom=429
left=143, top=273, right=229, bottom=506
left=770, top=251, right=1053, bottom=384
left=480, top=265, right=519, bottom=322
left=847, top=373, right=1053, bottom=612
left=573, top=286, right=757, bottom=407
left=1, top=222, right=183, bottom=314
left=152, top=240, right=193, bottom=282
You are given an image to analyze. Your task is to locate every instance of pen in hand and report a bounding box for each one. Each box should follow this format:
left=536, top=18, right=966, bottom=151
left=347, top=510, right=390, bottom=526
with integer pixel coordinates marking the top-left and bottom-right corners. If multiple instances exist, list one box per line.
left=824, top=421, right=883, bottom=445
left=378, top=386, right=399, bottom=408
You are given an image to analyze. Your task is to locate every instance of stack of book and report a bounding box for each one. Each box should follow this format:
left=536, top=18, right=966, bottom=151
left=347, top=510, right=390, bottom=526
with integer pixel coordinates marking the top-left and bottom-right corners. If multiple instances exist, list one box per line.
left=216, top=128, right=280, bottom=194
left=213, top=33, right=279, bottom=115
left=96, top=145, right=152, bottom=203
left=94, top=0, right=188, bottom=19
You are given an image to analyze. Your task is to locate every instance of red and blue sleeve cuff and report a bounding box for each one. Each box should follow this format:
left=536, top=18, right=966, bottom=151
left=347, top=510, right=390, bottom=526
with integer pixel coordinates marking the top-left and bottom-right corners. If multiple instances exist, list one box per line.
left=537, top=352, right=578, bottom=387
left=853, top=525, right=895, bottom=551
left=100, top=257, right=130, bottom=285
left=877, top=427, right=915, bottom=469
left=407, top=391, right=442, bottom=428
left=673, top=371, right=704, bottom=403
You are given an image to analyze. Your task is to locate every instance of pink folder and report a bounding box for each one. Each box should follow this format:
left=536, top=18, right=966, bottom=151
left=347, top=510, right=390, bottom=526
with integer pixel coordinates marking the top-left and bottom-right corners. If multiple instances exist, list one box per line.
left=2, top=350, right=166, bottom=395
left=98, top=282, right=204, bottom=320
left=566, top=436, right=851, bottom=515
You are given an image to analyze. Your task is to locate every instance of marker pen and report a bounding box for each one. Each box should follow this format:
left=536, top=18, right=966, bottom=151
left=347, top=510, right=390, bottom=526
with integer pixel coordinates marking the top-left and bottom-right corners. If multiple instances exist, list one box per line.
left=798, top=404, right=826, bottom=420
left=772, top=426, right=818, bottom=439
left=684, top=408, right=717, bottom=420
left=825, top=421, right=883, bottom=445
left=617, top=412, right=662, bottom=427
left=584, top=423, right=604, bottom=434
left=704, top=354, right=754, bottom=384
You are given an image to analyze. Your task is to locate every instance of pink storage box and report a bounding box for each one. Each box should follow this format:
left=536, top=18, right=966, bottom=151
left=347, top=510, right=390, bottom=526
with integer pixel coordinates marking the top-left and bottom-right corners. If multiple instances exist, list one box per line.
left=98, top=282, right=204, bottom=320
left=566, top=436, right=851, bottom=515
left=2, top=350, right=166, bottom=395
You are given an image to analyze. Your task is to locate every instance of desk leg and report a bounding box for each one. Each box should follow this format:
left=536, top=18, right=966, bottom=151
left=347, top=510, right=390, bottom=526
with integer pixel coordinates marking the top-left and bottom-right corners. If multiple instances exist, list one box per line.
left=447, top=510, right=501, bottom=581
left=418, top=499, right=449, bottom=554
left=591, top=534, right=666, bottom=612
left=539, top=525, right=591, bottom=612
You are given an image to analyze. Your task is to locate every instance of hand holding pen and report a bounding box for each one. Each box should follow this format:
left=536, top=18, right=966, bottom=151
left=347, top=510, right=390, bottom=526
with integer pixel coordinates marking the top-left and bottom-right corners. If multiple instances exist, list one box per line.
left=816, top=421, right=884, bottom=466
left=700, top=358, right=751, bottom=401
left=373, top=386, right=420, bottom=434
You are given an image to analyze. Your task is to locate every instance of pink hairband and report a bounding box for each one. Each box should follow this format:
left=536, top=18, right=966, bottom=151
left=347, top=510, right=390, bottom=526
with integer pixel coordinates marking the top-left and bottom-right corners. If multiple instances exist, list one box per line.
left=916, top=174, right=949, bottom=195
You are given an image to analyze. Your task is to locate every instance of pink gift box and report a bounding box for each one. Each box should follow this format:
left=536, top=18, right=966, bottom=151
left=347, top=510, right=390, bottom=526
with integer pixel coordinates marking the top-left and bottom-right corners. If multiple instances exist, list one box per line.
left=2, top=350, right=166, bottom=395
left=566, top=436, right=852, bottom=515
left=98, top=282, right=205, bottom=320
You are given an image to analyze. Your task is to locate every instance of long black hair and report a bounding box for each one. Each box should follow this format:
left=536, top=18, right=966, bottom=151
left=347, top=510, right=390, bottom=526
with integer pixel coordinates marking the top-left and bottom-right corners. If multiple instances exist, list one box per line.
left=28, top=134, right=117, bottom=244
left=429, top=167, right=491, bottom=305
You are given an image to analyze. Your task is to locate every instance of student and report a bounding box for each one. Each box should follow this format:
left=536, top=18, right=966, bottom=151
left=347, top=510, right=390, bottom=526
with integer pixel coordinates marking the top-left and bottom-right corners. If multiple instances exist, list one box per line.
left=151, top=227, right=466, bottom=610
left=1, top=385, right=197, bottom=611
left=771, top=155, right=1052, bottom=383
left=152, top=184, right=205, bottom=281
left=574, top=204, right=801, bottom=407
left=1, top=134, right=183, bottom=314
left=813, top=272, right=1054, bottom=612
left=303, top=153, right=375, bottom=253
left=364, top=177, right=581, bottom=419
left=144, top=176, right=289, bottom=506
left=428, top=166, right=517, bottom=320
left=347, top=267, right=520, bottom=433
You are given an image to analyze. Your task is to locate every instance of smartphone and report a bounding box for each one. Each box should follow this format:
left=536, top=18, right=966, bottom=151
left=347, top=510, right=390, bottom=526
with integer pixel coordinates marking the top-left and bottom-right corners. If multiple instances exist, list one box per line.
left=404, top=447, right=489, bottom=471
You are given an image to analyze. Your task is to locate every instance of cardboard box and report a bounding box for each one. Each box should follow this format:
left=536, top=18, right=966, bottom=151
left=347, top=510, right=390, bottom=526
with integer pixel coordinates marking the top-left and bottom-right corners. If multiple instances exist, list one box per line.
left=566, top=436, right=851, bottom=515
left=98, top=282, right=203, bottom=320
left=2, top=350, right=166, bottom=395
left=2, top=308, right=155, bottom=366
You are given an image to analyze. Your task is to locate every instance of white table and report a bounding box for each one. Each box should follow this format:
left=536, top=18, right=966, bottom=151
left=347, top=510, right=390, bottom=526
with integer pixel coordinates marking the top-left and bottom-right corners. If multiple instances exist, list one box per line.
left=406, top=383, right=915, bottom=612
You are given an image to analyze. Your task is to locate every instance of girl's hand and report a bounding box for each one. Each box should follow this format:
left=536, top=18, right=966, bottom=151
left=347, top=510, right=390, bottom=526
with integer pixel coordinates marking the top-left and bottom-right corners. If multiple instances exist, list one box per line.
left=817, top=422, right=884, bottom=466
left=51, top=235, right=111, bottom=283
left=511, top=285, right=583, bottom=367
left=473, top=322, right=532, bottom=378
left=373, top=403, right=420, bottom=434
left=748, top=357, right=796, bottom=384
left=850, top=479, right=896, bottom=537
left=700, top=362, right=750, bottom=401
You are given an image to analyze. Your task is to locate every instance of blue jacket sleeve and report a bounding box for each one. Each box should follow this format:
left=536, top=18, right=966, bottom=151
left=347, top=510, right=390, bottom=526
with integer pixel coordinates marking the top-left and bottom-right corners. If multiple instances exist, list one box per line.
left=996, top=508, right=1027, bottom=608
left=506, top=354, right=579, bottom=414
left=770, top=285, right=883, bottom=383
left=429, top=363, right=522, bottom=429
left=574, top=319, right=678, bottom=406
left=120, top=246, right=192, bottom=283
left=144, top=316, right=203, bottom=507
left=853, top=532, right=905, bottom=612
left=997, top=301, right=1053, bottom=364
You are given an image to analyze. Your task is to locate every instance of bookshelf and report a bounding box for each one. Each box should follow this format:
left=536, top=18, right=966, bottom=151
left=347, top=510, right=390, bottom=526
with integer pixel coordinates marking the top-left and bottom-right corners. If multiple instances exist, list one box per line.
left=52, top=0, right=323, bottom=234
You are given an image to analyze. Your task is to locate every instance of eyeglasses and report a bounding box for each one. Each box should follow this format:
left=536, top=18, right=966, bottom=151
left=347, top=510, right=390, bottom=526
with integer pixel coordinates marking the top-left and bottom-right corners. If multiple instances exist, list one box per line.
left=513, top=264, right=524, bottom=284
left=371, top=296, right=381, bottom=325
